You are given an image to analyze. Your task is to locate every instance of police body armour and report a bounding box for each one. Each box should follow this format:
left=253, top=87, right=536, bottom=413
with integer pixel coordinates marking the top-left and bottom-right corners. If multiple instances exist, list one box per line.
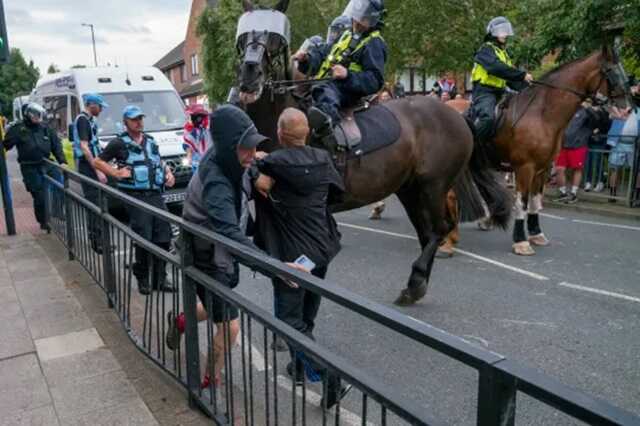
left=117, top=134, right=165, bottom=191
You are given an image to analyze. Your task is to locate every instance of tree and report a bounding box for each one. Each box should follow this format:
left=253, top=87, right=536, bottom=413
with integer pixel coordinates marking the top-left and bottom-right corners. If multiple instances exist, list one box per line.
left=47, top=63, right=60, bottom=74
left=0, top=49, right=40, bottom=117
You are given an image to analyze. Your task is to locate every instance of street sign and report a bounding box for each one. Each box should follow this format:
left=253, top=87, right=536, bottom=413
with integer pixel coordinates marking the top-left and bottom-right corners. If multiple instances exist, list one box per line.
left=0, top=0, right=10, bottom=64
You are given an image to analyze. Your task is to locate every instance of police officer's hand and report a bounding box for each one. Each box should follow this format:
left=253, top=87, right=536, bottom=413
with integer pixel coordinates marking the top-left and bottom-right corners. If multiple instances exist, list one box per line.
left=331, top=65, right=348, bottom=80
left=96, top=170, right=108, bottom=184
left=165, top=169, right=175, bottom=188
left=292, top=50, right=308, bottom=63
left=524, top=73, right=534, bottom=83
left=116, top=167, right=132, bottom=180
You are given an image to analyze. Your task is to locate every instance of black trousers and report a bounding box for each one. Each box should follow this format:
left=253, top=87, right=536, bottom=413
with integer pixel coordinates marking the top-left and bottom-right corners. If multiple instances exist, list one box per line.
left=78, top=160, right=102, bottom=246
left=20, top=162, right=62, bottom=227
left=125, top=191, right=172, bottom=285
left=273, top=266, right=327, bottom=335
left=470, top=85, right=504, bottom=143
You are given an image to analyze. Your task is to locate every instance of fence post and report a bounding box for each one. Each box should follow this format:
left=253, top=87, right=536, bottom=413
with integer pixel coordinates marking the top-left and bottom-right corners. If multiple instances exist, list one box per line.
left=477, top=364, right=517, bottom=426
left=181, top=229, right=201, bottom=408
left=100, top=189, right=115, bottom=308
left=63, top=169, right=75, bottom=260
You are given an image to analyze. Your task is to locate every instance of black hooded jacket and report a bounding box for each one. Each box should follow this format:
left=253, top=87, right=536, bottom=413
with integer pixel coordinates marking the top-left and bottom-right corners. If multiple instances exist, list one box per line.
left=182, top=105, right=259, bottom=254
left=3, top=119, right=66, bottom=165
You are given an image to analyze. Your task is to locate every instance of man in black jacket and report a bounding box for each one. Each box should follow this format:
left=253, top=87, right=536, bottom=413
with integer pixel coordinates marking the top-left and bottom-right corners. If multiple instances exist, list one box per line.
left=469, top=16, right=533, bottom=143
left=254, top=107, right=349, bottom=409
left=3, top=102, right=67, bottom=231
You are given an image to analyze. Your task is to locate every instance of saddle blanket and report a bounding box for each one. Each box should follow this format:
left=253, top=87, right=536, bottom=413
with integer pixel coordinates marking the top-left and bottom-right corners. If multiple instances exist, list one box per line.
left=349, top=104, right=401, bottom=158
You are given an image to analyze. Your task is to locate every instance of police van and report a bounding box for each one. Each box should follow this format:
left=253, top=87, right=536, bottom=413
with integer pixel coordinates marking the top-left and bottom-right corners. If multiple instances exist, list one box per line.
left=29, top=66, right=192, bottom=204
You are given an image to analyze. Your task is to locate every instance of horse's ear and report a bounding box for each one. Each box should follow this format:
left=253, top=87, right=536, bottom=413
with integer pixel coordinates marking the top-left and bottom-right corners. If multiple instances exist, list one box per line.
left=242, top=0, right=254, bottom=12
left=274, top=0, right=289, bottom=13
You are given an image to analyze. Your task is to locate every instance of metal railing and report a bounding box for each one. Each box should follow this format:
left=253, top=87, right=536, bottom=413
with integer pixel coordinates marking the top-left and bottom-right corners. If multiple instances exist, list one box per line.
left=583, top=135, right=639, bottom=206
left=43, top=160, right=639, bottom=425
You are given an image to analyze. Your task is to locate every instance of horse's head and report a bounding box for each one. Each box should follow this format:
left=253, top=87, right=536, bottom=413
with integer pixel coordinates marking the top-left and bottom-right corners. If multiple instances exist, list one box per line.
left=236, top=0, right=291, bottom=104
left=597, top=45, right=633, bottom=110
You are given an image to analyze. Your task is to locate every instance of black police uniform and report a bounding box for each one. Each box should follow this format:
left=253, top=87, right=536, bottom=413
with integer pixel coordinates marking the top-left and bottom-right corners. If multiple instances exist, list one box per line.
left=98, top=132, right=173, bottom=294
left=3, top=119, right=66, bottom=230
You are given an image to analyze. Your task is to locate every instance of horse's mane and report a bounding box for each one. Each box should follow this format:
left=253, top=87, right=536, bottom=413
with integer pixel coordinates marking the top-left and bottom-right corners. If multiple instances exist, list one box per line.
left=538, top=52, right=598, bottom=82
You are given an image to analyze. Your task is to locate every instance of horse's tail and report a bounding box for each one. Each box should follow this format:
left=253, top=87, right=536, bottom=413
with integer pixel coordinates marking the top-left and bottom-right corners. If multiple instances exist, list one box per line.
left=454, top=129, right=513, bottom=229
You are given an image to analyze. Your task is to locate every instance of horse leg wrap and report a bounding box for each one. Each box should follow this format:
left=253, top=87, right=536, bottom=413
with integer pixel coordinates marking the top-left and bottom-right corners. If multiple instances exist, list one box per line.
left=527, top=214, right=542, bottom=236
left=512, top=219, right=526, bottom=243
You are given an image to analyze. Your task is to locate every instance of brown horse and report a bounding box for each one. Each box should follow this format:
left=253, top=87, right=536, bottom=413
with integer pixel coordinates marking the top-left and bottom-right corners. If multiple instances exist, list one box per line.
left=484, top=47, right=632, bottom=255
left=234, top=0, right=511, bottom=305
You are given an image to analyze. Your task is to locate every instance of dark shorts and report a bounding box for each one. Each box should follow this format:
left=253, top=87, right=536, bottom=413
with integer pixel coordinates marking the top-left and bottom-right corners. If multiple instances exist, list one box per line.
left=193, top=238, right=240, bottom=324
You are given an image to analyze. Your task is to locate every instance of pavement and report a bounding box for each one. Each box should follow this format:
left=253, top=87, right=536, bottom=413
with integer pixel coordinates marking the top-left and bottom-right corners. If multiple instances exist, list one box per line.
left=0, top=233, right=211, bottom=425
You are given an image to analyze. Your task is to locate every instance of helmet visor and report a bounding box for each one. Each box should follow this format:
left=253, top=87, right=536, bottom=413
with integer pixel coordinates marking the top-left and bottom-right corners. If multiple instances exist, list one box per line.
left=26, top=104, right=46, bottom=121
left=490, top=21, right=514, bottom=38
left=343, top=0, right=381, bottom=28
left=326, top=27, right=344, bottom=45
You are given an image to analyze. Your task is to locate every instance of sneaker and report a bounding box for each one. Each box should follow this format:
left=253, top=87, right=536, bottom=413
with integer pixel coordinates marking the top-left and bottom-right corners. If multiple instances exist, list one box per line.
left=321, top=383, right=353, bottom=410
left=553, top=193, right=570, bottom=203
left=566, top=193, right=578, bottom=204
left=594, top=182, right=605, bottom=192
left=584, top=182, right=592, bottom=192
left=286, top=362, right=304, bottom=385
left=137, top=277, right=151, bottom=295
left=166, top=311, right=184, bottom=351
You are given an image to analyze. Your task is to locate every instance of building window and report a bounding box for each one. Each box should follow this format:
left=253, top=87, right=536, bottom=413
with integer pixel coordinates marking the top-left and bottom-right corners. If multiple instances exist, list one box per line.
left=191, top=54, right=199, bottom=76
left=180, top=64, right=187, bottom=82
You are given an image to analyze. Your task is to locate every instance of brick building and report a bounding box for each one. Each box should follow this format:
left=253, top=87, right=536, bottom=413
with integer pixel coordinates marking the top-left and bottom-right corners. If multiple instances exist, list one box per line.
left=154, top=0, right=217, bottom=106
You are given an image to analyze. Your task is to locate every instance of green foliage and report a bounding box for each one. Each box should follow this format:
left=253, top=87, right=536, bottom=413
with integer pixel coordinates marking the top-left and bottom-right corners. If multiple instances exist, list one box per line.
left=47, top=63, right=60, bottom=74
left=197, top=0, right=639, bottom=99
left=0, top=49, right=40, bottom=117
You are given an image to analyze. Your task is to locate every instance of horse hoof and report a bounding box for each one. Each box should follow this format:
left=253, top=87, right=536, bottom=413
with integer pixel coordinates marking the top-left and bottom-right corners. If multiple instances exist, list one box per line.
left=393, top=285, right=427, bottom=306
left=528, top=233, right=550, bottom=247
left=369, top=211, right=382, bottom=220
left=435, top=245, right=454, bottom=259
left=512, top=241, right=535, bottom=256
left=477, top=220, right=493, bottom=231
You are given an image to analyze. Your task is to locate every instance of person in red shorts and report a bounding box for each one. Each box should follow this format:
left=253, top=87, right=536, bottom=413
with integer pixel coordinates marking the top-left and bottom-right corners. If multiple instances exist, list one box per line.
left=554, top=101, right=609, bottom=204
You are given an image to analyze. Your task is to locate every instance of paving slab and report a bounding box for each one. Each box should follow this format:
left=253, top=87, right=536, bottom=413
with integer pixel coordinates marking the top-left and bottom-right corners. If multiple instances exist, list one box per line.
left=0, top=354, right=51, bottom=416
left=35, top=328, right=104, bottom=362
left=60, top=398, right=158, bottom=426
left=23, top=298, right=92, bottom=340
left=0, top=404, right=59, bottom=426
left=41, top=347, right=121, bottom=388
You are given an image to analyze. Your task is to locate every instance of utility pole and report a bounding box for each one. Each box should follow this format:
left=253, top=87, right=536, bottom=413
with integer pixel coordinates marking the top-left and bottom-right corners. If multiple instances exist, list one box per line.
left=82, top=23, right=98, bottom=67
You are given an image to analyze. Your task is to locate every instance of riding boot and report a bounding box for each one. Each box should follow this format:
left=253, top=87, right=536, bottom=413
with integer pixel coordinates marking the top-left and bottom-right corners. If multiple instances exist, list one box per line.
left=308, top=107, right=338, bottom=153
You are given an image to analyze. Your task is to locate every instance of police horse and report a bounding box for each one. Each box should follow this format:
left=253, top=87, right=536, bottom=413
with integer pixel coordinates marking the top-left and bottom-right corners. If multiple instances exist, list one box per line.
left=233, top=0, right=511, bottom=306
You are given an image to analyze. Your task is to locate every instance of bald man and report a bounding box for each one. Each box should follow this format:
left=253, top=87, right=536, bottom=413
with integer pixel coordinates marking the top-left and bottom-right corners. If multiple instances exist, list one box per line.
left=253, top=107, right=349, bottom=408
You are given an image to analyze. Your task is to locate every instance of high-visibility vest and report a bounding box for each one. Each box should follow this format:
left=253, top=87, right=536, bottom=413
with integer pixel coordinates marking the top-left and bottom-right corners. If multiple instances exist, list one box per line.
left=471, top=42, right=513, bottom=89
left=315, top=30, right=383, bottom=79
left=72, top=112, right=101, bottom=159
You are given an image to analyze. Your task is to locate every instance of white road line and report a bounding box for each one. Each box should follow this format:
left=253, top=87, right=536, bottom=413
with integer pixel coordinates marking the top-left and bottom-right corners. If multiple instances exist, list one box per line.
left=539, top=212, right=566, bottom=220
left=558, top=282, right=640, bottom=304
left=571, top=219, right=640, bottom=232
left=338, top=222, right=550, bottom=281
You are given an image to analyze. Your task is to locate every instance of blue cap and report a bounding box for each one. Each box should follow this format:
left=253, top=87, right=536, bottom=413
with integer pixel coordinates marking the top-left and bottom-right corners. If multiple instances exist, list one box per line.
left=122, top=105, right=145, bottom=119
left=83, top=93, right=108, bottom=108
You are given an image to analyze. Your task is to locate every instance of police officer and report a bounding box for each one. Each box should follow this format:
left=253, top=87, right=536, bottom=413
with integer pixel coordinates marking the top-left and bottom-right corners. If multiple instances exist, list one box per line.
left=293, top=0, right=387, bottom=147
left=73, top=93, right=109, bottom=252
left=469, top=16, right=533, bottom=143
left=3, top=102, right=67, bottom=231
left=93, top=106, right=176, bottom=295
left=326, top=15, right=351, bottom=46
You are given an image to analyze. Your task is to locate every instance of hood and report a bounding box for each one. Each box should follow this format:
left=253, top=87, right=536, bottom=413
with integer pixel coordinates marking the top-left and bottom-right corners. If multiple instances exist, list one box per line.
left=209, top=104, right=253, bottom=184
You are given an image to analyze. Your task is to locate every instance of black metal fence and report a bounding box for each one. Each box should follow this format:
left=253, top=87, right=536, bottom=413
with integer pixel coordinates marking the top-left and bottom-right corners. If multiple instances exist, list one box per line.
left=44, top=160, right=639, bottom=425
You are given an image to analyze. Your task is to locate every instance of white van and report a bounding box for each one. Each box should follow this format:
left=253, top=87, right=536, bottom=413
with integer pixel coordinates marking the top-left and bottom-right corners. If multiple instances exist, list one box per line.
left=30, top=66, right=192, bottom=204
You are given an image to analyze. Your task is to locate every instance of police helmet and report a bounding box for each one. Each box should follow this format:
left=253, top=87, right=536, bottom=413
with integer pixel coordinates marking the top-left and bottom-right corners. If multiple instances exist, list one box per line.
left=299, top=35, right=325, bottom=54
left=343, top=0, right=385, bottom=28
left=326, top=15, right=351, bottom=45
left=24, top=103, right=46, bottom=122
left=486, top=16, right=514, bottom=38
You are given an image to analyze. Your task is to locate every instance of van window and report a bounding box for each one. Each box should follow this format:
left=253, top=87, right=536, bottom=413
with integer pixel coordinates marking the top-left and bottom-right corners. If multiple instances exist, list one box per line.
left=98, top=91, right=186, bottom=136
left=43, top=95, right=69, bottom=138
left=71, top=96, right=81, bottom=120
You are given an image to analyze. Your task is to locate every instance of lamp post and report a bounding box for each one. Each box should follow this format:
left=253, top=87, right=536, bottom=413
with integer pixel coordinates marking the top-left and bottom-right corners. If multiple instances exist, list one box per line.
left=81, top=23, right=98, bottom=67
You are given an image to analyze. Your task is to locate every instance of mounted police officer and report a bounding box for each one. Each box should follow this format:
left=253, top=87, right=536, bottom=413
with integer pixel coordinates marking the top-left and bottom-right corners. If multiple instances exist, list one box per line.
left=3, top=102, right=67, bottom=231
left=73, top=93, right=108, bottom=252
left=469, top=16, right=533, bottom=143
left=326, top=15, right=351, bottom=46
left=94, top=106, right=176, bottom=295
left=293, top=0, right=387, bottom=149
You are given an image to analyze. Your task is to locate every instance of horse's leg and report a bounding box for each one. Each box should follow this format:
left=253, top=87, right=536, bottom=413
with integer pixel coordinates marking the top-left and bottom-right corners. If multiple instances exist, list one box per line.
left=394, top=184, right=448, bottom=306
left=436, top=190, right=458, bottom=258
left=512, top=165, right=536, bottom=256
left=527, top=172, right=550, bottom=247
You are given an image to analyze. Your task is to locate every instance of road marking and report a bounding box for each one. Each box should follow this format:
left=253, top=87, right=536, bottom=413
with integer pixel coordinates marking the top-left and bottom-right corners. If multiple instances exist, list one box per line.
left=499, top=319, right=557, bottom=328
left=338, top=222, right=550, bottom=281
left=558, top=282, right=640, bottom=304
left=570, top=219, right=640, bottom=232
left=539, top=212, right=566, bottom=220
